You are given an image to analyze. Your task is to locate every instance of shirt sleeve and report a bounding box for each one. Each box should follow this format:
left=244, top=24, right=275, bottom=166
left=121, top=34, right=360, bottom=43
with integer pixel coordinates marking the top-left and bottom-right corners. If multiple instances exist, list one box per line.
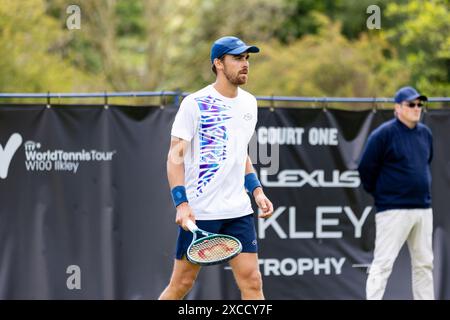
left=171, top=97, right=199, bottom=142
left=254, top=96, right=258, bottom=122
left=357, top=130, right=384, bottom=194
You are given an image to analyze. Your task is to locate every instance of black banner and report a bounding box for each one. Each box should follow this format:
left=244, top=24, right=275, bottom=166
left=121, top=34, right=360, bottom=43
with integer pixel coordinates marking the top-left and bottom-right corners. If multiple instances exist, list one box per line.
left=0, top=104, right=449, bottom=299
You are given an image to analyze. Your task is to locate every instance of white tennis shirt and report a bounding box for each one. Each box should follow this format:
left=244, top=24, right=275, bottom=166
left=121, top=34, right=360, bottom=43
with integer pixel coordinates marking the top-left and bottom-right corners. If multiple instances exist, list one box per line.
left=171, top=84, right=257, bottom=220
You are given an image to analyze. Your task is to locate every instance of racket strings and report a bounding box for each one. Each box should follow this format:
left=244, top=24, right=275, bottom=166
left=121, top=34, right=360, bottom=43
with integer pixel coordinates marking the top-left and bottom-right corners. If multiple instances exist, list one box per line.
left=189, top=237, right=240, bottom=262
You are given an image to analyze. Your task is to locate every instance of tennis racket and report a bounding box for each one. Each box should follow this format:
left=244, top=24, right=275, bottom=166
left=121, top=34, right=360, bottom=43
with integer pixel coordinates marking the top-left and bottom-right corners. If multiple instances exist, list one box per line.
left=185, top=220, right=242, bottom=266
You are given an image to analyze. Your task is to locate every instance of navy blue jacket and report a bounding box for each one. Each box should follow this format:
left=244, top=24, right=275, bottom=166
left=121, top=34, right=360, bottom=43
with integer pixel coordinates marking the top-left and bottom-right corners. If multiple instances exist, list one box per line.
left=358, top=118, right=433, bottom=212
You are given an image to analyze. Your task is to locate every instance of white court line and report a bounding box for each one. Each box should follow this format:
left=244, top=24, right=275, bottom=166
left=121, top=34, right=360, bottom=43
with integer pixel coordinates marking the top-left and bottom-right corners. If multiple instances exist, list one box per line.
left=227, top=264, right=372, bottom=268
left=352, top=264, right=371, bottom=268
left=227, top=264, right=371, bottom=269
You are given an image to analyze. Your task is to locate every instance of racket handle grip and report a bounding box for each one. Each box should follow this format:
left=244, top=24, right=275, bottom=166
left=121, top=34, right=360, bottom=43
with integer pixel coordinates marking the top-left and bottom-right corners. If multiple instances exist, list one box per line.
left=186, top=220, right=198, bottom=232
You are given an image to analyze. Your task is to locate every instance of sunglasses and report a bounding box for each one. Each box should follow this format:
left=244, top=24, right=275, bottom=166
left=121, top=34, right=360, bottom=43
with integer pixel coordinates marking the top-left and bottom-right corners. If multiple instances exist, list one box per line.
left=404, top=102, right=425, bottom=108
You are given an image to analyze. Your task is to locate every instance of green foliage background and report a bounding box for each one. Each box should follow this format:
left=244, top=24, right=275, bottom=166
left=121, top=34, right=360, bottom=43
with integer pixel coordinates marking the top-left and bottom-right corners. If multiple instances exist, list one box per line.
left=0, top=0, right=448, bottom=97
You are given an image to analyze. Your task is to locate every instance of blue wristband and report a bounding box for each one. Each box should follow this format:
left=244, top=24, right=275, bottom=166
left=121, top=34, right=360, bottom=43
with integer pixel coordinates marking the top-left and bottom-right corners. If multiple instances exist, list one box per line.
left=245, top=173, right=262, bottom=195
left=171, top=186, right=188, bottom=207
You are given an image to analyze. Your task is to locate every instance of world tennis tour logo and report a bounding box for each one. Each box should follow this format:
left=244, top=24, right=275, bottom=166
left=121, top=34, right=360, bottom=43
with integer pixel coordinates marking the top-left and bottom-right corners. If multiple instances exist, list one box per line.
left=0, top=133, right=23, bottom=179
left=1, top=132, right=117, bottom=179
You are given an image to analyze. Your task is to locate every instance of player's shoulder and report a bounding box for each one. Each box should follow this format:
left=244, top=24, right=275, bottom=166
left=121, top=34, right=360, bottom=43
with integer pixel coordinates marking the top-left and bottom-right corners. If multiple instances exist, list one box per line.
left=417, top=122, right=432, bottom=135
left=371, top=118, right=395, bottom=137
left=179, top=86, right=211, bottom=109
left=184, top=85, right=211, bottom=100
left=237, top=87, right=258, bottom=107
left=238, top=87, right=256, bottom=100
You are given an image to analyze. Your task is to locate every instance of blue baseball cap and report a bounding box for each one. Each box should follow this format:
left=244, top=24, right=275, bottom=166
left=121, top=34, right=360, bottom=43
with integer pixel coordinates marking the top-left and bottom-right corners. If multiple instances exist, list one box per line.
left=394, top=86, right=428, bottom=103
left=210, top=36, right=260, bottom=63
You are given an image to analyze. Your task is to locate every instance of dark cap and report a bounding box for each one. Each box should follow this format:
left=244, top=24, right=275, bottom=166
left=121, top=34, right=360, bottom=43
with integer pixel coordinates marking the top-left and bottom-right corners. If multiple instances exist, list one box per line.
left=210, top=36, right=260, bottom=64
left=394, top=86, right=428, bottom=103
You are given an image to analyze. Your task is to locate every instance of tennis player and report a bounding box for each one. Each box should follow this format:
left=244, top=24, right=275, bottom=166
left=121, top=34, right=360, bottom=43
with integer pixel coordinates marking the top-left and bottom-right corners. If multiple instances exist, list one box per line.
left=158, top=36, right=273, bottom=300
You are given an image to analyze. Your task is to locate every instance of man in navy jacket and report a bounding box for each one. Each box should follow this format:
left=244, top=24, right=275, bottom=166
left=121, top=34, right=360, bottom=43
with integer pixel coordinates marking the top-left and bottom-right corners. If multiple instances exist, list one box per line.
left=358, top=86, right=434, bottom=300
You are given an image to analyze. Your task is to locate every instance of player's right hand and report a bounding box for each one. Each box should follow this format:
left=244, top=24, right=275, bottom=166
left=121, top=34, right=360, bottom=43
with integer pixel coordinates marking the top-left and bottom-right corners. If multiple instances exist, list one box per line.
left=175, top=202, right=196, bottom=231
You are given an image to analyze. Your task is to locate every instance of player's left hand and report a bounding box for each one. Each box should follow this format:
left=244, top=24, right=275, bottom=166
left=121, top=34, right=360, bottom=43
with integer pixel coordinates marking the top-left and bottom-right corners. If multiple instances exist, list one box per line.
left=253, top=188, right=274, bottom=218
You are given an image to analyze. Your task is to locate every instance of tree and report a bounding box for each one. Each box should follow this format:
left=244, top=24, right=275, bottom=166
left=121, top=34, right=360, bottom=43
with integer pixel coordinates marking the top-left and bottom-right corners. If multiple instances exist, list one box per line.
left=246, top=14, right=408, bottom=97
left=144, top=0, right=287, bottom=91
left=0, top=0, right=99, bottom=92
left=383, top=0, right=450, bottom=96
left=274, top=0, right=409, bottom=42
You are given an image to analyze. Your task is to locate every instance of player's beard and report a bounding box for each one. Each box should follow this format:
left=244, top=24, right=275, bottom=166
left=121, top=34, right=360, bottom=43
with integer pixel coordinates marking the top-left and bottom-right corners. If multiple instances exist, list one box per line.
left=223, top=66, right=247, bottom=86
